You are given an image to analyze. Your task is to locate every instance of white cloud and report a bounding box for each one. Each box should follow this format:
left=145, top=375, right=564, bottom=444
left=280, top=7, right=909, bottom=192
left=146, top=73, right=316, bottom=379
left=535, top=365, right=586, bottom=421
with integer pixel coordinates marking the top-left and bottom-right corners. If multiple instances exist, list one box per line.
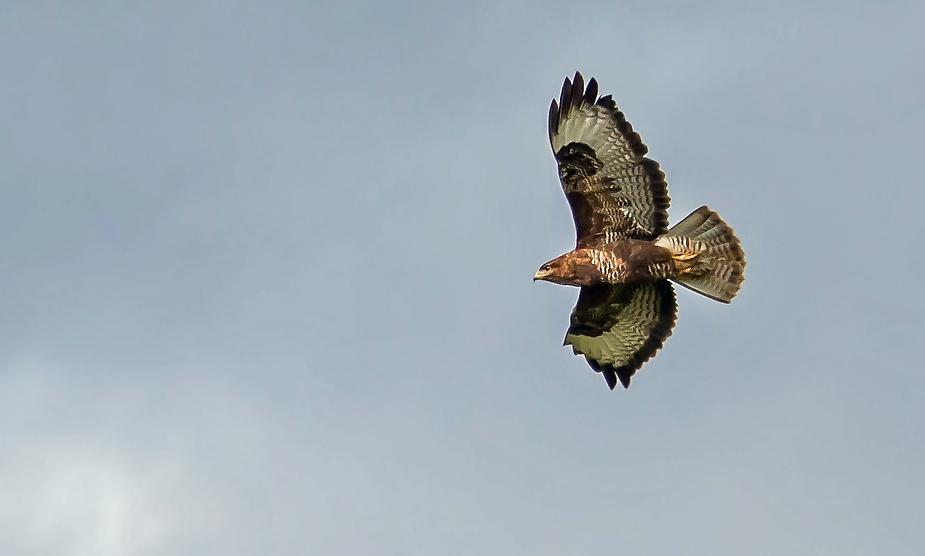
left=0, top=358, right=262, bottom=556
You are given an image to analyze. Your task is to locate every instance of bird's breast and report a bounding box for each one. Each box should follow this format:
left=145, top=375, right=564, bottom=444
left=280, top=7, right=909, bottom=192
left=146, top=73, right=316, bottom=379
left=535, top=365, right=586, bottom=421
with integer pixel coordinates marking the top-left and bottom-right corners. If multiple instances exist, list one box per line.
left=598, top=240, right=676, bottom=283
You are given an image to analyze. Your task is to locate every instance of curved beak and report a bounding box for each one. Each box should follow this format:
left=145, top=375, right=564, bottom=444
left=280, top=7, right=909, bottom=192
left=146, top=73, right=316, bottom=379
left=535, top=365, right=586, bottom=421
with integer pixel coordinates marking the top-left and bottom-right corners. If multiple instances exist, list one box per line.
left=534, top=268, right=549, bottom=282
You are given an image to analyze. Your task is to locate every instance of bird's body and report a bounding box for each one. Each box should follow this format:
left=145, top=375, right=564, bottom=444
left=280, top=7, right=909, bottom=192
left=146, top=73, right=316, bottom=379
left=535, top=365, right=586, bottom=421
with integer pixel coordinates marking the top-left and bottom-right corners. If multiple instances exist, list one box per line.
left=535, top=72, right=746, bottom=390
left=536, top=240, right=676, bottom=287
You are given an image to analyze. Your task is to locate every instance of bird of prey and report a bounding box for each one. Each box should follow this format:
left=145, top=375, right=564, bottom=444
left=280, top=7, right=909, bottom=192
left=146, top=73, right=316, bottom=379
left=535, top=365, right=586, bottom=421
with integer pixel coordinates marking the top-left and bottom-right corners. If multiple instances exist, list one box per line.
left=534, top=72, right=746, bottom=390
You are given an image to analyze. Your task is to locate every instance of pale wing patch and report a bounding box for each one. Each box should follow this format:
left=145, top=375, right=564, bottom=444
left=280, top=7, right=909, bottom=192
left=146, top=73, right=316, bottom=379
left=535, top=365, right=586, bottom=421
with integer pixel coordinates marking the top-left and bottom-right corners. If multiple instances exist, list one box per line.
left=566, top=328, right=648, bottom=365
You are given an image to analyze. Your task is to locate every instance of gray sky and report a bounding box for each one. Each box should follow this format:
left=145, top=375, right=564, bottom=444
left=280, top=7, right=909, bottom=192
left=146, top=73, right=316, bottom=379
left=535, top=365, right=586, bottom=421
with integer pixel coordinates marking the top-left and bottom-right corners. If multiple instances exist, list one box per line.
left=2, top=1, right=924, bottom=554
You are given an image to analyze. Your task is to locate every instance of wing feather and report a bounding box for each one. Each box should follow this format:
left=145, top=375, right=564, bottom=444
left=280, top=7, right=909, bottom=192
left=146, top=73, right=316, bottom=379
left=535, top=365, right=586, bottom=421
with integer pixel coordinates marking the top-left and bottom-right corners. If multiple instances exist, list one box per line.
left=549, top=72, right=670, bottom=247
left=564, top=280, right=677, bottom=389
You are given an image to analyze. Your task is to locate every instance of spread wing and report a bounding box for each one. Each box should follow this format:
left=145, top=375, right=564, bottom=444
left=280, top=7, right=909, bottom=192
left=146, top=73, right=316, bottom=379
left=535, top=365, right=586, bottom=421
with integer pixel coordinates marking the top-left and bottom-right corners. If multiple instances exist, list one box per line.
left=549, top=72, right=670, bottom=248
left=564, top=280, right=677, bottom=389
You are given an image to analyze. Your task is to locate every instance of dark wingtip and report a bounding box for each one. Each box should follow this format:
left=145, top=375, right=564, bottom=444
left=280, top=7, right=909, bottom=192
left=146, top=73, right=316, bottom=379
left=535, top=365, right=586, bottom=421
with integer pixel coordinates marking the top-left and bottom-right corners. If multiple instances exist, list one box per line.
left=570, top=72, right=584, bottom=112
left=559, top=75, right=573, bottom=118
left=584, top=77, right=598, bottom=106
left=555, top=72, right=598, bottom=134
left=548, top=99, right=559, bottom=144
left=603, top=368, right=618, bottom=390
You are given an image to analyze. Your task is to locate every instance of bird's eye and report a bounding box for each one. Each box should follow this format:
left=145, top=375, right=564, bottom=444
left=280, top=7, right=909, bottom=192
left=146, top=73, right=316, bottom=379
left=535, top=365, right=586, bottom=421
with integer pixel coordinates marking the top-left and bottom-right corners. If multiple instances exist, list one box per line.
left=542, top=264, right=551, bottom=271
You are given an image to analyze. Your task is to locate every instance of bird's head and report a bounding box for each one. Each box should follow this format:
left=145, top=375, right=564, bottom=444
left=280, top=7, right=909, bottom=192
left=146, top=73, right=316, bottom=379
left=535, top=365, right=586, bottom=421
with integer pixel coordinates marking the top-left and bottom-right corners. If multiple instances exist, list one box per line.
left=534, top=252, right=595, bottom=286
left=533, top=258, right=561, bottom=283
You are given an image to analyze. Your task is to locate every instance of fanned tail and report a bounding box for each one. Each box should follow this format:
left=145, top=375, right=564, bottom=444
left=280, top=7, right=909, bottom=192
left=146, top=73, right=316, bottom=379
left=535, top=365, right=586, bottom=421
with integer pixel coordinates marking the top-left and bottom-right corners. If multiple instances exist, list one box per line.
left=655, top=206, right=746, bottom=303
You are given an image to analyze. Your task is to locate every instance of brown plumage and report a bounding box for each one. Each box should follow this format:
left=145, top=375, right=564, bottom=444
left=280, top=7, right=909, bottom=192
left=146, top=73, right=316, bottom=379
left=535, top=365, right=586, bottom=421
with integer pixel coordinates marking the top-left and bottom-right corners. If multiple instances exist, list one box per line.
left=535, top=72, right=746, bottom=390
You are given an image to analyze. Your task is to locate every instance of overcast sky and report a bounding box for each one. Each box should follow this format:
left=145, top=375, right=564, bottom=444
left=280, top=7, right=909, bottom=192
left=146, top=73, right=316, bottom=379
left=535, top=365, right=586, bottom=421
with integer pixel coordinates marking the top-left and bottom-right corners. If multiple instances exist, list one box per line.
left=2, top=1, right=924, bottom=555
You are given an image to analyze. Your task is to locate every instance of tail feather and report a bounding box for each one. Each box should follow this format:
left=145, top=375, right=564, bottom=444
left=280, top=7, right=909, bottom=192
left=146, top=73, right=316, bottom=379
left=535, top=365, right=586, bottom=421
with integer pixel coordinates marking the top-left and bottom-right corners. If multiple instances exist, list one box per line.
left=655, top=206, right=746, bottom=303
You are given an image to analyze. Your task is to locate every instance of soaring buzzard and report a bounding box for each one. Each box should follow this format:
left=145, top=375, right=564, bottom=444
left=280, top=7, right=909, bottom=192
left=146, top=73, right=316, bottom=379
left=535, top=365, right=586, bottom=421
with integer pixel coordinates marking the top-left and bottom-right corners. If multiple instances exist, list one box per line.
left=535, top=72, right=746, bottom=390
